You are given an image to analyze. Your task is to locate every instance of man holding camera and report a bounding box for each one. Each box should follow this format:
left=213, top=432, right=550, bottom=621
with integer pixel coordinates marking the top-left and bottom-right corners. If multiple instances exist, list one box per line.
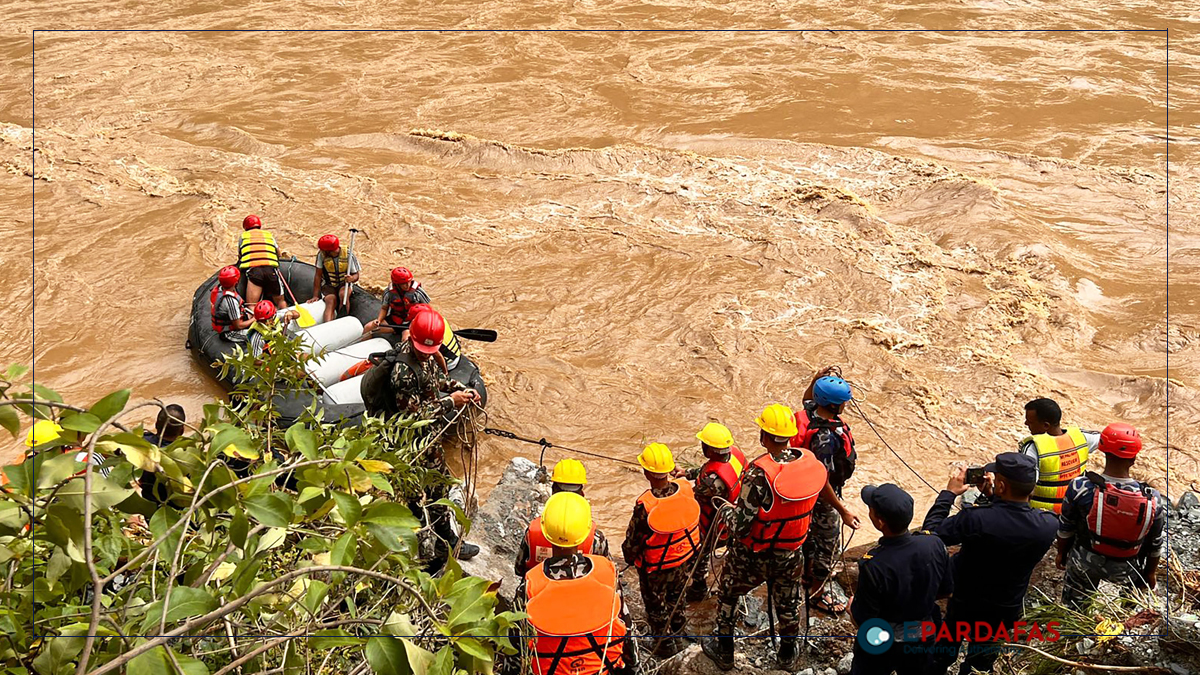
left=921, top=453, right=1058, bottom=675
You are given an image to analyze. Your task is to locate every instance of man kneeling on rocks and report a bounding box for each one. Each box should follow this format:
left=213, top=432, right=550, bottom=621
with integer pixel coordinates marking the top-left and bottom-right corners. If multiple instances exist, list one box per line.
left=518, top=492, right=636, bottom=675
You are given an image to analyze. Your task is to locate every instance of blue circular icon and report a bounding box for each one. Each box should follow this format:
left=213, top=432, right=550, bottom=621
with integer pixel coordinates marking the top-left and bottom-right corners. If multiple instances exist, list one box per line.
left=857, top=618, right=894, bottom=655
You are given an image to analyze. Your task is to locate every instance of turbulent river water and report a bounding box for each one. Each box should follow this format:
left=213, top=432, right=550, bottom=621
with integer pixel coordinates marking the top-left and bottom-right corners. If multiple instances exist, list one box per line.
left=0, top=3, right=1195, bottom=539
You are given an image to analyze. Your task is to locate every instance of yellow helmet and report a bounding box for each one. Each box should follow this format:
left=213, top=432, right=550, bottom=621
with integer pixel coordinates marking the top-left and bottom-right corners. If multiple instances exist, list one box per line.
left=540, top=491, right=592, bottom=548
left=25, top=420, right=64, bottom=448
left=637, top=443, right=675, bottom=474
left=696, top=422, right=734, bottom=450
left=756, top=404, right=798, bottom=439
left=550, top=458, right=588, bottom=485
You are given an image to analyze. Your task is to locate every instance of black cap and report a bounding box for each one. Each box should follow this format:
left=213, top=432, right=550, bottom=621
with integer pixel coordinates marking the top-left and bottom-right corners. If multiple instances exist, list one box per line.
left=861, top=483, right=915, bottom=532
left=984, top=452, right=1038, bottom=484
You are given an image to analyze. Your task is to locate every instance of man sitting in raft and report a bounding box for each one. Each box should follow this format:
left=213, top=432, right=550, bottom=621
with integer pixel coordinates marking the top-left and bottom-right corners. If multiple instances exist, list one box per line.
left=312, top=234, right=361, bottom=323
left=362, top=267, right=430, bottom=338
left=248, top=300, right=301, bottom=359
left=211, top=266, right=255, bottom=343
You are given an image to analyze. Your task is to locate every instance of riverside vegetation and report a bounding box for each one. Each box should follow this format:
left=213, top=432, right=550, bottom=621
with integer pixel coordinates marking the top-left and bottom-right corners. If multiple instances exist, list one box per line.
left=0, top=324, right=522, bottom=675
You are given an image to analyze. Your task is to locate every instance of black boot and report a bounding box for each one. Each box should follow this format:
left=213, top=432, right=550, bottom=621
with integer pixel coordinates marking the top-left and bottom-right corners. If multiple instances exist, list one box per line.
left=455, top=541, right=480, bottom=560
left=430, top=505, right=479, bottom=561
left=701, top=636, right=734, bottom=671
left=652, top=636, right=684, bottom=658
left=777, top=637, right=799, bottom=670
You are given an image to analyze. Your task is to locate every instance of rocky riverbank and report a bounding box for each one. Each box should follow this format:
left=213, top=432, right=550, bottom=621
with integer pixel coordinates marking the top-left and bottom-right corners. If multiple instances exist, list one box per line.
left=465, top=458, right=1200, bottom=674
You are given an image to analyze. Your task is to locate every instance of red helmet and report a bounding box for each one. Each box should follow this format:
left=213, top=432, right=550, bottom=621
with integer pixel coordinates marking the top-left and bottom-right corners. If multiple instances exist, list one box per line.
left=407, top=303, right=432, bottom=321
left=253, top=300, right=277, bottom=322
left=391, top=267, right=414, bottom=286
left=409, top=310, right=445, bottom=355
left=1099, top=423, right=1142, bottom=458
left=318, top=234, right=339, bottom=252
left=242, top=215, right=262, bottom=230
left=218, top=265, right=241, bottom=288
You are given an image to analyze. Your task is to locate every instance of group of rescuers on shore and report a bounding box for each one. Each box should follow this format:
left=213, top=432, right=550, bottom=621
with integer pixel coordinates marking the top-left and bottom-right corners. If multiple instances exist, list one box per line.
left=511, top=382, right=1166, bottom=675
left=204, top=215, right=1168, bottom=675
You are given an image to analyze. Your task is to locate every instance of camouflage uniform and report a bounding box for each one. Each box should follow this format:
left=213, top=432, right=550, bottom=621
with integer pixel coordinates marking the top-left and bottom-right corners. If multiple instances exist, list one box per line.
left=513, top=527, right=613, bottom=577
left=802, top=498, right=841, bottom=587
left=515, top=553, right=638, bottom=673
left=387, top=340, right=468, bottom=420
left=800, top=402, right=854, bottom=588
left=623, top=483, right=692, bottom=639
left=683, top=466, right=734, bottom=593
left=1057, top=474, right=1167, bottom=607
left=716, top=448, right=805, bottom=637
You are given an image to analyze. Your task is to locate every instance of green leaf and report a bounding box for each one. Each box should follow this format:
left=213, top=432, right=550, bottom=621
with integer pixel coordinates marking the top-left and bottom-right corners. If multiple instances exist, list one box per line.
left=36, top=452, right=85, bottom=489
left=149, top=507, right=183, bottom=563
left=446, top=577, right=495, bottom=628
left=366, top=636, right=411, bottom=675
left=59, top=412, right=102, bottom=434
left=309, top=628, right=364, bottom=649
left=428, top=647, right=454, bottom=675
left=297, top=486, right=324, bottom=504
left=432, top=498, right=469, bottom=533
left=44, top=504, right=86, bottom=562
left=383, top=611, right=419, bottom=637
left=31, top=631, right=86, bottom=675
left=361, top=502, right=419, bottom=529
left=87, top=389, right=131, bottom=423
left=453, top=637, right=492, bottom=664
left=5, top=364, right=29, bottom=381
left=285, top=423, right=317, bottom=460
left=0, top=405, right=18, bottom=438
left=230, top=508, right=249, bottom=550
left=330, top=531, right=357, bottom=566
left=57, top=475, right=134, bottom=514
left=302, top=579, right=330, bottom=613
left=164, top=586, right=218, bottom=623
left=0, top=501, right=29, bottom=532
left=170, top=651, right=210, bottom=675
left=128, top=646, right=172, bottom=675
left=244, top=493, right=293, bottom=527
left=31, top=383, right=63, bottom=403
left=402, top=640, right=437, bottom=675
left=211, top=425, right=257, bottom=460
left=331, top=491, right=362, bottom=527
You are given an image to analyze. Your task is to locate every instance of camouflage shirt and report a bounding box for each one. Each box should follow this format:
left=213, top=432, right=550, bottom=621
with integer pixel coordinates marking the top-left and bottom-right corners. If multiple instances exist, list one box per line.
left=686, top=465, right=734, bottom=501
left=726, top=447, right=800, bottom=540
left=388, top=340, right=466, bottom=419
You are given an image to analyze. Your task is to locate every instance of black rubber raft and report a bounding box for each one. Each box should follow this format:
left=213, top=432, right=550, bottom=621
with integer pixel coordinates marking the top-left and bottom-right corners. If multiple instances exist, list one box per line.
left=187, top=258, right=488, bottom=427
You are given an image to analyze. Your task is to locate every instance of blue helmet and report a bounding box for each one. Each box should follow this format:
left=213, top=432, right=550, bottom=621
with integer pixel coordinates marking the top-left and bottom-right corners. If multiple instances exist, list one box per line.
left=813, top=376, right=852, bottom=407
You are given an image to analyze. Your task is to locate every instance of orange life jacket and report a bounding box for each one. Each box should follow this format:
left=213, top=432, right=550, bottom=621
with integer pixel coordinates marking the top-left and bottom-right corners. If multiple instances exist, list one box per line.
left=521, top=517, right=597, bottom=573
left=741, top=451, right=827, bottom=552
left=526, top=555, right=627, bottom=675
left=633, top=480, right=701, bottom=572
left=696, top=446, right=747, bottom=533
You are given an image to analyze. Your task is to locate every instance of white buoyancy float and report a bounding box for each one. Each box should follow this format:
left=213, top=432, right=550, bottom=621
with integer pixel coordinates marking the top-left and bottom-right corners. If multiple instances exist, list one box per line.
left=323, top=373, right=365, bottom=406
left=306, top=337, right=391, bottom=386
left=294, top=316, right=364, bottom=357
left=286, top=300, right=330, bottom=332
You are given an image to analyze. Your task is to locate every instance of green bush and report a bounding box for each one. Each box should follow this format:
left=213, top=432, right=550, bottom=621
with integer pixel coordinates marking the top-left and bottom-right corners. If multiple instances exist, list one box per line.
left=0, top=327, right=520, bottom=675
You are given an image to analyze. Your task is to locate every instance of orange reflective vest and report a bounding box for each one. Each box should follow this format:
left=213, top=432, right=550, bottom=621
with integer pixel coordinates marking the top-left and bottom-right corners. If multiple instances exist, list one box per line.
left=526, top=555, right=627, bottom=675
left=521, top=517, right=597, bottom=573
left=1026, top=427, right=1089, bottom=514
left=696, top=446, right=747, bottom=533
left=237, top=230, right=279, bottom=269
left=633, top=480, right=701, bottom=572
left=741, top=451, right=827, bottom=552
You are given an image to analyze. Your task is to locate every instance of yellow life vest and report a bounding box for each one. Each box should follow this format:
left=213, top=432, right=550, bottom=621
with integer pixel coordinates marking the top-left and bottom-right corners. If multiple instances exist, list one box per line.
left=238, top=230, right=279, bottom=269
left=320, top=251, right=352, bottom=286
left=1025, top=426, right=1088, bottom=514
left=443, top=326, right=461, bottom=359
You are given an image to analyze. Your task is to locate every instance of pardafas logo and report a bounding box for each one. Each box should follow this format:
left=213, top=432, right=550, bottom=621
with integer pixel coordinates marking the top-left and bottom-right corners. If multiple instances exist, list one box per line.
left=857, top=618, right=894, bottom=655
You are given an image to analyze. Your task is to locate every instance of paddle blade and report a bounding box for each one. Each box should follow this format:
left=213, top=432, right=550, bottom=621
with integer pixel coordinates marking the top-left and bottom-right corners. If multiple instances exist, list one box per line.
left=455, top=329, right=497, bottom=343
left=296, top=306, right=317, bottom=328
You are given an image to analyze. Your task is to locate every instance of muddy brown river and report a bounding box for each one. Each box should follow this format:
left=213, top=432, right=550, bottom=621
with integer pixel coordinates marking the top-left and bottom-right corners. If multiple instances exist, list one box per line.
left=0, top=4, right=1195, bottom=540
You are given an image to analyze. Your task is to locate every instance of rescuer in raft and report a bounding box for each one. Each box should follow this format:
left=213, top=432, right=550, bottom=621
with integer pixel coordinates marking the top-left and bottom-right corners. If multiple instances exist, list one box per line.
left=672, top=422, right=746, bottom=602
left=517, top=492, right=636, bottom=675
left=702, top=404, right=861, bottom=671
left=623, top=443, right=701, bottom=657
left=1056, top=423, right=1166, bottom=608
left=247, top=300, right=300, bottom=359
left=236, top=214, right=287, bottom=310
left=210, top=266, right=255, bottom=344
left=362, top=266, right=431, bottom=337
left=514, top=459, right=612, bottom=576
left=312, top=234, right=361, bottom=323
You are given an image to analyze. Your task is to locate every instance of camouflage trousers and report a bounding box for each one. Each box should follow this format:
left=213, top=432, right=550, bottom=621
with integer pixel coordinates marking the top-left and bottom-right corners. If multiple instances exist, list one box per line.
left=637, top=564, right=690, bottom=637
left=715, top=540, right=804, bottom=636
left=1062, top=546, right=1147, bottom=608
left=802, top=497, right=841, bottom=586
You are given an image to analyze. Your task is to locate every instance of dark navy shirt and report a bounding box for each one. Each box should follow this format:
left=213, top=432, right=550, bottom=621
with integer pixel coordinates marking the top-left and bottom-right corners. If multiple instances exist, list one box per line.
left=851, top=531, right=952, bottom=627
left=922, top=490, right=1057, bottom=621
